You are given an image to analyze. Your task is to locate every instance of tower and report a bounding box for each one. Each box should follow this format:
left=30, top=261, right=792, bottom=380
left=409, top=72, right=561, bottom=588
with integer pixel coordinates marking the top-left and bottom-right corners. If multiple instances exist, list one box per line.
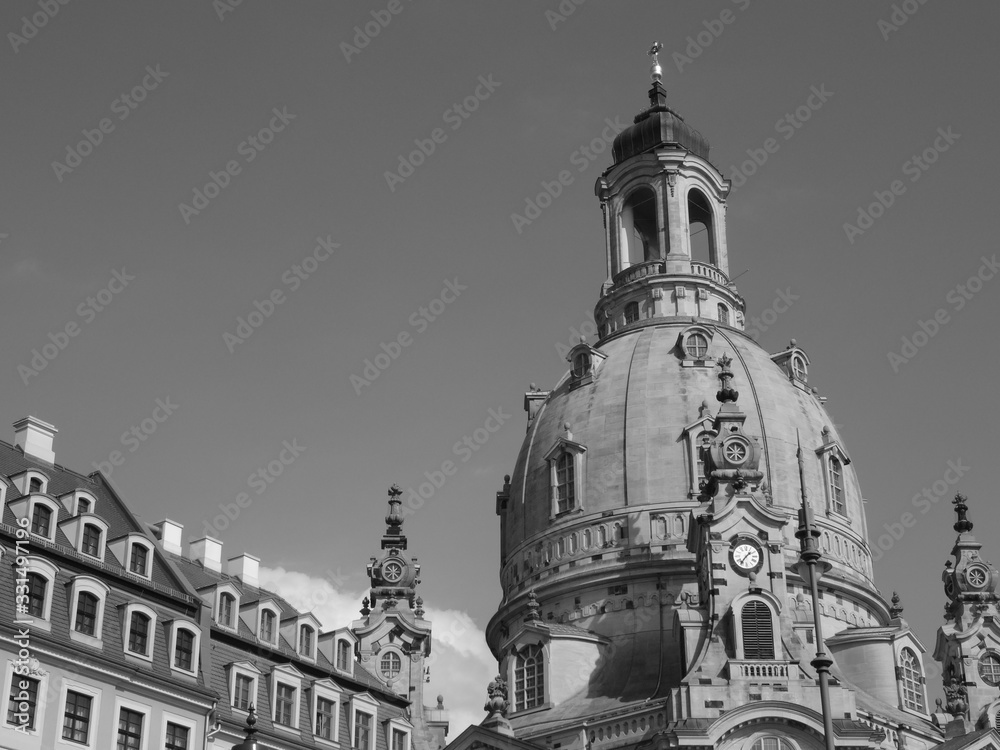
left=474, top=45, right=962, bottom=750
left=352, top=485, right=449, bottom=750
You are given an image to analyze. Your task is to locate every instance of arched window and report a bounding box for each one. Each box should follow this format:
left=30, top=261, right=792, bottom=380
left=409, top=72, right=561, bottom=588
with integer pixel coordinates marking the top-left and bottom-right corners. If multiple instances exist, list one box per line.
left=26, top=573, right=46, bottom=618
left=77, top=498, right=91, bottom=514
left=299, top=625, right=314, bottom=656
left=218, top=593, right=235, bottom=627
left=259, top=610, right=275, bottom=642
left=792, top=356, right=808, bottom=382
left=598, top=526, right=608, bottom=547
left=75, top=592, right=99, bottom=635
left=829, top=457, right=845, bottom=514
left=899, top=648, right=925, bottom=711
left=30, top=505, right=52, bottom=537
left=128, top=612, right=150, bottom=655
left=380, top=651, right=401, bottom=679
left=572, top=353, right=590, bottom=379
left=337, top=640, right=352, bottom=671
left=741, top=601, right=775, bottom=660
left=28, top=477, right=42, bottom=494
left=174, top=628, right=195, bottom=671
left=82, top=524, right=102, bottom=557
left=717, top=303, right=729, bottom=326
left=751, top=738, right=794, bottom=750
left=129, top=543, right=149, bottom=576
left=695, top=431, right=710, bottom=488
left=619, top=187, right=659, bottom=266
left=687, top=188, right=715, bottom=264
left=555, top=453, right=575, bottom=514
left=514, top=645, right=545, bottom=710
left=685, top=332, right=709, bottom=359
left=583, top=529, right=592, bottom=549
left=624, top=301, right=639, bottom=326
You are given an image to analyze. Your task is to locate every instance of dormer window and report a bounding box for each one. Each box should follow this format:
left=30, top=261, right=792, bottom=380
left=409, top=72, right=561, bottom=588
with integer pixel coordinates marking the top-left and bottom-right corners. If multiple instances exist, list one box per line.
left=75, top=593, right=99, bottom=635
left=337, top=639, right=352, bottom=671
left=30, top=505, right=51, bottom=538
left=899, top=647, right=925, bottom=712
left=544, top=438, right=586, bottom=519
left=68, top=575, right=112, bottom=645
left=299, top=624, right=314, bottom=658
left=260, top=609, right=276, bottom=644
left=77, top=498, right=91, bottom=514
left=686, top=332, right=708, bottom=359
left=219, top=593, right=235, bottom=628
left=28, top=478, right=42, bottom=494
left=128, top=543, right=149, bottom=577
left=555, top=453, right=575, bottom=514
left=513, top=644, right=545, bottom=711
left=81, top=524, right=102, bottom=557
left=792, top=355, right=807, bottom=382
left=829, top=457, right=845, bottom=515
left=572, top=352, right=589, bottom=379
left=126, top=607, right=155, bottom=658
left=168, top=621, right=200, bottom=675
left=26, top=573, right=47, bottom=618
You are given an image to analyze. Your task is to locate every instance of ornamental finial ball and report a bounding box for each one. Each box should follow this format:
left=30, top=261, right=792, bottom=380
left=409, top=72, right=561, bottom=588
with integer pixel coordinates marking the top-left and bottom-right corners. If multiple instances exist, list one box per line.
left=647, top=41, right=663, bottom=83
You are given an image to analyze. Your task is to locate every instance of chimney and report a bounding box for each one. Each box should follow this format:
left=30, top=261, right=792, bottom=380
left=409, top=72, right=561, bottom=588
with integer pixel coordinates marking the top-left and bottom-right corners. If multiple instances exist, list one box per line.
left=152, top=519, right=184, bottom=555
left=190, top=536, right=223, bottom=573
left=13, top=416, right=57, bottom=464
left=227, top=554, right=260, bottom=588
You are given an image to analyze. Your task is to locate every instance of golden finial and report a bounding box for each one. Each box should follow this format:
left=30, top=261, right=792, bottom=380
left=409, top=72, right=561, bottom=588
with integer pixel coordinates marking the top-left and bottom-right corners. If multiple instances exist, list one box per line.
left=648, top=41, right=663, bottom=83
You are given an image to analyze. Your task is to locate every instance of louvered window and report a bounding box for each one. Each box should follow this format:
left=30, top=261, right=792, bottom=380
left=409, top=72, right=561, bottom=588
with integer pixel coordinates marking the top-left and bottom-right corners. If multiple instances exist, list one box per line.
left=741, top=601, right=774, bottom=659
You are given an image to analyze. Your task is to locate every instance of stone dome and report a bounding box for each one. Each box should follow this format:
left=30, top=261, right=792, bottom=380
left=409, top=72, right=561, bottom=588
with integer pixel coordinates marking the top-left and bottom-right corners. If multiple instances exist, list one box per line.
left=612, top=81, right=710, bottom=165
left=498, top=321, right=876, bottom=603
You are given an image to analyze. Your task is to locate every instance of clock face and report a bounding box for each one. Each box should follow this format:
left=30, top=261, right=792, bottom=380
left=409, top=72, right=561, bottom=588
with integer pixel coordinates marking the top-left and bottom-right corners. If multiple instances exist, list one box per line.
left=733, top=542, right=760, bottom=570
left=383, top=560, right=404, bottom=582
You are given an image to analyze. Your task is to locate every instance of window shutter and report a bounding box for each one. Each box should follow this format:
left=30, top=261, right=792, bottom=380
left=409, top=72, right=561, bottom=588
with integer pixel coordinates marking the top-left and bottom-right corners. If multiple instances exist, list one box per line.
left=741, top=601, right=774, bottom=659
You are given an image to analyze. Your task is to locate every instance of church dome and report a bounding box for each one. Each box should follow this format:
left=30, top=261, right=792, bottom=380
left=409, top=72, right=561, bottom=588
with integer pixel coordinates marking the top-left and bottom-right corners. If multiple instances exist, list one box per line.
left=612, top=81, right=711, bottom=165
left=499, top=323, right=875, bottom=601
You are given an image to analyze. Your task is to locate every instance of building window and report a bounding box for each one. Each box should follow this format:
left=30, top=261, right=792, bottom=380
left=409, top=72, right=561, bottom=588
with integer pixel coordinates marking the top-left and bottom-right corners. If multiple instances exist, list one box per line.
left=30, top=505, right=51, bottom=537
left=316, top=697, right=336, bottom=739
left=393, top=728, right=409, bottom=750
left=514, top=645, right=545, bottom=710
left=174, top=629, right=195, bottom=671
left=624, top=302, right=639, bottom=325
left=165, top=722, right=190, bottom=750
left=829, top=457, right=845, bottom=514
left=128, top=612, right=150, bottom=655
left=718, top=303, right=729, bottom=326
left=82, top=524, right=102, bottom=557
left=381, top=651, right=402, bottom=680
left=75, top=592, right=99, bottom=636
left=980, top=653, right=1000, bottom=686
left=685, top=332, right=709, bottom=359
left=354, top=710, right=372, bottom=749
left=117, top=707, right=144, bottom=750
left=28, top=477, right=42, bottom=494
left=219, top=593, right=235, bottom=627
left=900, top=648, right=925, bottom=711
left=337, top=640, right=352, bottom=671
left=751, top=738, right=793, bottom=750
left=275, top=683, right=296, bottom=726
left=77, top=498, right=91, bottom=514
left=792, top=356, right=808, bottom=382
left=7, top=674, right=38, bottom=730
left=260, top=610, right=275, bottom=642
left=62, top=691, right=93, bottom=744
left=741, top=601, right=775, bottom=660
left=234, top=674, right=254, bottom=711
left=299, top=625, right=314, bottom=657
left=572, top=352, right=590, bottom=379
left=129, top=544, right=148, bottom=576
left=25, top=573, right=46, bottom=618
left=555, top=453, right=575, bottom=514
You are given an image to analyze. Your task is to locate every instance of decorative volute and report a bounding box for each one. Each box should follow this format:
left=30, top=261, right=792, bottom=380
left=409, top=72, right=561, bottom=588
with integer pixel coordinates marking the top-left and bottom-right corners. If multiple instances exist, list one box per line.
left=593, top=44, right=744, bottom=342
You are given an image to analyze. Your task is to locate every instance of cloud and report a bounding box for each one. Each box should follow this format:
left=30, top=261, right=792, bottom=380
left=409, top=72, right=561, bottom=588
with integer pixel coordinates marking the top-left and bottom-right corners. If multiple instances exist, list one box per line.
left=259, top=566, right=495, bottom=738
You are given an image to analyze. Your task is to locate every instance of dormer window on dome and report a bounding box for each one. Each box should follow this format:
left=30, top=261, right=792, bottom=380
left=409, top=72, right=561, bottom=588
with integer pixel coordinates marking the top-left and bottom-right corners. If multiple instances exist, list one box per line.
left=815, top=427, right=851, bottom=519
left=772, top=340, right=811, bottom=388
left=678, top=325, right=715, bottom=365
left=544, top=428, right=586, bottom=519
left=567, top=340, right=607, bottom=389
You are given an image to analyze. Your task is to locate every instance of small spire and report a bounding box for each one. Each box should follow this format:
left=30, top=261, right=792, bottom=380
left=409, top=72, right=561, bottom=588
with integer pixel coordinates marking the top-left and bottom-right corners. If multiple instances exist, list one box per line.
left=361, top=596, right=371, bottom=616
left=415, top=596, right=425, bottom=618
left=524, top=590, right=541, bottom=622
left=716, top=354, right=739, bottom=403
left=385, top=484, right=404, bottom=532
left=889, top=591, right=904, bottom=618
left=953, top=493, right=973, bottom=534
left=232, top=705, right=259, bottom=749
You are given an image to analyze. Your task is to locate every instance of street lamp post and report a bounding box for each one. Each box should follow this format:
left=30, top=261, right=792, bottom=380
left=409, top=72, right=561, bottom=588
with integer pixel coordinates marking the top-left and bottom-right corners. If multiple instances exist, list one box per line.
left=793, top=435, right=836, bottom=750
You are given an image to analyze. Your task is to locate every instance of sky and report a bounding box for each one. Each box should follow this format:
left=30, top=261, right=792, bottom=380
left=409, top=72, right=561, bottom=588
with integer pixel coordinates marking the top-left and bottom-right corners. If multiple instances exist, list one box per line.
left=2, top=0, right=999, bottom=735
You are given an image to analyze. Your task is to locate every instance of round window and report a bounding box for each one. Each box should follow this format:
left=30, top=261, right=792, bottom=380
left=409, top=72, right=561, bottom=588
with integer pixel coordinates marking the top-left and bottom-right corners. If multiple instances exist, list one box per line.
left=980, top=653, right=1000, bottom=686
left=685, top=333, right=709, bottom=359
left=723, top=440, right=748, bottom=465
left=383, top=560, right=404, bottom=583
